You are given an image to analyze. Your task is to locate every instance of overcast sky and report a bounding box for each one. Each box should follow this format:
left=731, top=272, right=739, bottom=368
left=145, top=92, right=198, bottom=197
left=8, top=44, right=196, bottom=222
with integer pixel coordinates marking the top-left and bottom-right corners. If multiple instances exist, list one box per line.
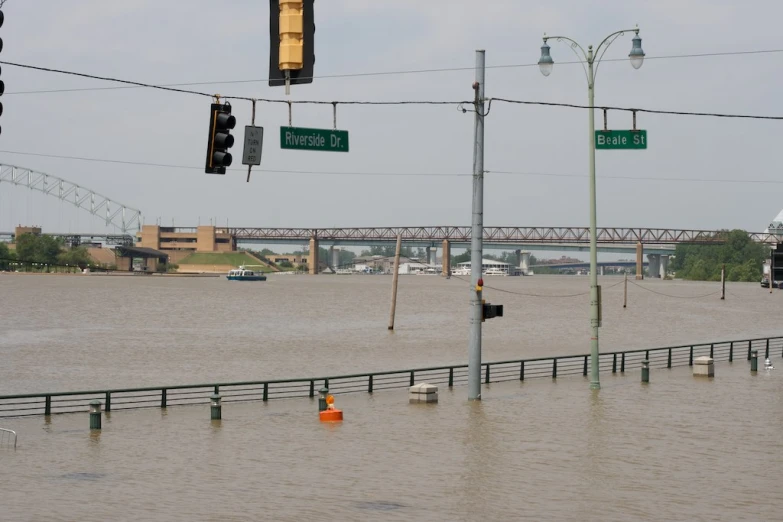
left=0, top=0, right=782, bottom=239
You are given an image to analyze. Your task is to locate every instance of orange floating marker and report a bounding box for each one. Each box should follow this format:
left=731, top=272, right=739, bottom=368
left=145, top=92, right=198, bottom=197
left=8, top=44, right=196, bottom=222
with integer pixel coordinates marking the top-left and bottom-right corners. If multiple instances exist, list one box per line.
left=319, top=396, right=343, bottom=422
left=319, top=408, right=343, bottom=422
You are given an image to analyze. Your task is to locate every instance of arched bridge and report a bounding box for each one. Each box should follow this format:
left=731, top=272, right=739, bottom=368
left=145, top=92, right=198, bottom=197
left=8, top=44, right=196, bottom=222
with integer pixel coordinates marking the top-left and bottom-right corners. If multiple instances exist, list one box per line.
left=0, top=163, right=142, bottom=234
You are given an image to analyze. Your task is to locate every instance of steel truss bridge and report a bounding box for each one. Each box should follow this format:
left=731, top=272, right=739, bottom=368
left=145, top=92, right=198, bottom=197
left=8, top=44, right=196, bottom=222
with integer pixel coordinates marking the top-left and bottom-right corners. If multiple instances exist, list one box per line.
left=0, top=164, right=142, bottom=234
left=225, top=226, right=781, bottom=245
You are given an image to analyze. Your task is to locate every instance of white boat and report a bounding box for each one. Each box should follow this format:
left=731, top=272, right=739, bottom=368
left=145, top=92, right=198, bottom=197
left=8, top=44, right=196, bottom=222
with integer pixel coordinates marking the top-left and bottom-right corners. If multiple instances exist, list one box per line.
left=227, top=266, right=267, bottom=281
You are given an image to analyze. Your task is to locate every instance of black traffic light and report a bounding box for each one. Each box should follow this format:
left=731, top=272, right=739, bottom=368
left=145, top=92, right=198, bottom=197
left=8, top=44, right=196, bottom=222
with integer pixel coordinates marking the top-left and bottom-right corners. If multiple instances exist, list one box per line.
left=481, top=302, right=504, bottom=322
left=269, top=0, right=315, bottom=87
left=0, top=9, right=5, bottom=133
left=204, top=103, right=236, bottom=175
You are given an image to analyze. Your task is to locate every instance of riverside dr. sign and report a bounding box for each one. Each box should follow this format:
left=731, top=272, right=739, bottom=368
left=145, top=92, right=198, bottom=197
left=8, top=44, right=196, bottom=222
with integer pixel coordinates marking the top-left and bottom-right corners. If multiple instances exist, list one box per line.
left=280, top=126, right=350, bottom=152
left=595, top=130, right=647, bottom=150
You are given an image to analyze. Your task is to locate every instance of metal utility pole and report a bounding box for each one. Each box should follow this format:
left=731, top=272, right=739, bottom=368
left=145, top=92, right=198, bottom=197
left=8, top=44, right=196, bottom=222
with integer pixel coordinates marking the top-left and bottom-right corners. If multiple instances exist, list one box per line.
left=468, top=50, right=486, bottom=401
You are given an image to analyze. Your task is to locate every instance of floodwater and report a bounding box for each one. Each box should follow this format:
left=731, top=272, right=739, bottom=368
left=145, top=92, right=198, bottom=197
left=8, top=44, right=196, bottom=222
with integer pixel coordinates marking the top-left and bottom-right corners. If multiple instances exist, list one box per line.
left=1, top=274, right=782, bottom=521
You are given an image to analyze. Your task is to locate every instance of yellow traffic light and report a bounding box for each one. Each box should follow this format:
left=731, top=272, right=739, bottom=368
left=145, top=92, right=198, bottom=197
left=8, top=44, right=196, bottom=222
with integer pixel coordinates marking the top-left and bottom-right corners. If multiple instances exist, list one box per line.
left=279, top=0, right=303, bottom=70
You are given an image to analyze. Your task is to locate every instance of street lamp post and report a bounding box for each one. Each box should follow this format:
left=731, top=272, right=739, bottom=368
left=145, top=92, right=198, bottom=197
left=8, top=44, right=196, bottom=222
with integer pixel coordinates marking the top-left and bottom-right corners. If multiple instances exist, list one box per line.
left=538, top=28, right=645, bottom=390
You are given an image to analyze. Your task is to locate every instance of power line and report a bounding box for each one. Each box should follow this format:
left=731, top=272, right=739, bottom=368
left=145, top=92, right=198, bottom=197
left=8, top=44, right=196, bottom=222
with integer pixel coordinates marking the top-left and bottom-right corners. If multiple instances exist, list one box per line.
left=5, top=48, right=783, bottom=96
left=3, top=59, right=780, bottom=121
left=491, top=98, right=783, bottom=120
left=4, top=150, right=783, bottom=185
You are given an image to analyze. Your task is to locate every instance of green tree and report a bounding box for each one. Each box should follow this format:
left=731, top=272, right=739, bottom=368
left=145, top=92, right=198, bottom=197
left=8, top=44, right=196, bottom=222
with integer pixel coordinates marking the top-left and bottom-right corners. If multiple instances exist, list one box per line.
left=671, top=229, right=765, bottom=282
left=58, top=246, right=93, bottom=269
left=0, top=242, right=11, bottom=270
left=15, top=233, right=63, bottom=265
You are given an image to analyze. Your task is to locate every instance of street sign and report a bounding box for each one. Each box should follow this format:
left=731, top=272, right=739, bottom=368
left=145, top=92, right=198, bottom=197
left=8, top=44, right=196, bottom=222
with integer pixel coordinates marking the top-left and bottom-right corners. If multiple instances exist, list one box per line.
left=242, top=126, right=263, bottom=166
left=595, top=130, right=647, bottom=150
left=280, top=126, right=349, bottom=152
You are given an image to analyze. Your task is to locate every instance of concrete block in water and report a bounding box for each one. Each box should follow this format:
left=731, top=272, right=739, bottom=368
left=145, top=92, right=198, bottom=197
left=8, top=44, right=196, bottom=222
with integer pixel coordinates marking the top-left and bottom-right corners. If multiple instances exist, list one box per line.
left=693, top=356, right=715, bottom=377
left=409, top=383, right=438, bottom=403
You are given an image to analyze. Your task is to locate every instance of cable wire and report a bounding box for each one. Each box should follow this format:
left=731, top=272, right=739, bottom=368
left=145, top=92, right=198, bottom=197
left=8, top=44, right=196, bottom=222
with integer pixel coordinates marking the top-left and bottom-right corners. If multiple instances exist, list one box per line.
left=5, top=48, right=783, bottom=96
left=3, top=60, right=783, bottom=120
left=628, top=280, right=721, bottom=299
left=6, top=149, right=783, bottom=186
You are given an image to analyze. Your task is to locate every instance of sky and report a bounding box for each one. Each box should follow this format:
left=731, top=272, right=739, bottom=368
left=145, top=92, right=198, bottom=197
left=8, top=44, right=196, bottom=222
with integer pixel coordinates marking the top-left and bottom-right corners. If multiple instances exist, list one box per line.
left=1, top=0, right=782, bottom=242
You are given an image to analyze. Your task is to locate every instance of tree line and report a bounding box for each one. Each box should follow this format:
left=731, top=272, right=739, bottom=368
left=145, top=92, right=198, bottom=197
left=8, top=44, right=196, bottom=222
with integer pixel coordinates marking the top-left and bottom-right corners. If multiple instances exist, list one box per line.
left=0, top=233, right=96, bottom=271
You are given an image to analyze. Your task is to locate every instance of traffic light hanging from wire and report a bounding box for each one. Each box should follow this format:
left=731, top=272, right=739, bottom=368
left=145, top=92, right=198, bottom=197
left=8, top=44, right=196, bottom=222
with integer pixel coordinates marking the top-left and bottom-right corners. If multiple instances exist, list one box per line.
left=0, top=9, right=5, bottom=134
left=204, top=102, right=236, bottom=175
left=269, top=0, right=315, bottom=88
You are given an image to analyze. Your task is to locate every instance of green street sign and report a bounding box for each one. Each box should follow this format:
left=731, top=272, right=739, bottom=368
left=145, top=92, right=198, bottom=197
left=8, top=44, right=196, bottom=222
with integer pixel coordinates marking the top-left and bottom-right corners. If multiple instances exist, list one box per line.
left=280, top=126, right=349, bottom=152
left=595, top=130, right=647, bottom=150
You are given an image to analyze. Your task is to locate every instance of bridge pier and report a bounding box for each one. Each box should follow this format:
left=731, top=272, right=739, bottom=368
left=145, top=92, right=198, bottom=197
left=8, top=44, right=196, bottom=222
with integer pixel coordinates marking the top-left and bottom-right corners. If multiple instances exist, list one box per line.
left=659, top=254, right=670, bottom=279
left=647, top=254, right=661, bottom=279
left=636, top=242, right=644, bottom=280
left=308, top=237, right=319, bottom=275
left=441, top=240, right=451, bottom=276
left=329, top=246, right=340, bottom=271
left=429, top=247, right=437, bottom=266
left=518, top=251, right=531, bottom=276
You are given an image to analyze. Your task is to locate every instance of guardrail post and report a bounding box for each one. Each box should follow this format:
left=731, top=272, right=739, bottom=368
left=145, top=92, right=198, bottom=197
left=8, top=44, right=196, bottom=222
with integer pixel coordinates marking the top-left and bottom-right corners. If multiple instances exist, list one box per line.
left=263, top=383, right=269, bottom=402
left=368, top=375, right=374, bottom=393
left=410, top=371, right=415, bottom=386
left=519, top=361, right=525, bottom=381
left=747, top=341, right=751, bottom=361
left=552, top=359, right=558, bottom=379
left=214, top=385, right=219, bottom=395
left=765, top=338, right=770, bottom=359
left=309, top=380, right=315, bottom=398
left=729, top=342, right=734, bottom=362
left=667, top=348, right=672, bottom=368
left=161, top=389, right=167, bottom=408
left=689, top=346, right=694, bottom=366
left=621, top=353, right=626, bottom=373
left=105, top=392, right=111, bottom=413
left=485, top=364, right=490, bottom=384
left=612, top=353, right=617, bottom=373
left=583, top=356, right=588, bottom=376
left=324, top=379, right=329, bottom=390
left=645, top=350, right=650, bottom=360
left=448, top=368, right=454, bottom=387
left=44, top=395, right=51, bottom=416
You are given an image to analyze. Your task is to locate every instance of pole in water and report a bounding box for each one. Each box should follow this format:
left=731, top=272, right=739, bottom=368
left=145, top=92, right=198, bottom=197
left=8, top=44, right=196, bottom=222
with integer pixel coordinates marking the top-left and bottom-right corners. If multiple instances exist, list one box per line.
left=641, top=359, right=650, bottom=383
left=623, top=272, right=628, bottom=308
left=388, top=234, right=402, bottom=330
left=468, top=49, right=486, bottom=401
left=210, top=394, right=222, bottom=420
left=89, top=400, right=102, bottom=430
left=751, top=349, right=758, bottom=372
left=721, top=264, right=726, bottom=300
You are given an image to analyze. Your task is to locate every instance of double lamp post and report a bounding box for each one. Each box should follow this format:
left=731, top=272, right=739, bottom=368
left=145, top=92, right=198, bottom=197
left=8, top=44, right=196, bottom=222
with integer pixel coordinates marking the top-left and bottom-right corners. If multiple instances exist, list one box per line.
left=537, top=28, right=646, bottom=390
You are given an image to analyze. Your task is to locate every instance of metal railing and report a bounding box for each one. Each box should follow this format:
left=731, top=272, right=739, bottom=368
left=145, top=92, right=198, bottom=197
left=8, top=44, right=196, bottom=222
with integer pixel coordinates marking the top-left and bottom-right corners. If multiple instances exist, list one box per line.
left=0, top=336, right=780, bottom=419
left=0, top=428, right=17, bottom=449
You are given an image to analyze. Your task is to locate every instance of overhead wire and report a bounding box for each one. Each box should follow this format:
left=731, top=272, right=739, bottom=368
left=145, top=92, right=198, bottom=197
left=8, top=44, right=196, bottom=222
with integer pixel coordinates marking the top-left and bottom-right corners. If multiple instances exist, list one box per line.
left=5, top=48, right=783, bottom=96
left=1, top=59, right=783, bottom=119
left=4, top=149, right=783, bottom=186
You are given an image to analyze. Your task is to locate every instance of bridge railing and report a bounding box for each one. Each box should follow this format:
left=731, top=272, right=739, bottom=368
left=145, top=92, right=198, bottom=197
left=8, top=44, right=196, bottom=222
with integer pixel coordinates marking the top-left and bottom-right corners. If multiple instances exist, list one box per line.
left=0, top=336, right=780, bottom=418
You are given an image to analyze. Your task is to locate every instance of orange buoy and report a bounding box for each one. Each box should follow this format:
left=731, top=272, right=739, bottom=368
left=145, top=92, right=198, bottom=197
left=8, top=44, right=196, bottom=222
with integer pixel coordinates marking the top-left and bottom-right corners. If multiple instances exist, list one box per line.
left=319, top=408, right=343, bottom=422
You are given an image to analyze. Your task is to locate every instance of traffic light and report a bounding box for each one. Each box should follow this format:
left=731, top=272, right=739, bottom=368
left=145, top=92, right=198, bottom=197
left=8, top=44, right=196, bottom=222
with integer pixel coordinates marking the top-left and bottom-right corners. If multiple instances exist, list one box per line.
left=269, top=0, right=315, bottom=87
left=481, top=301, right=504, bottom=322
left=0, top=9, right=5, bottom=134
left=204, top=103, right=236, bottom=175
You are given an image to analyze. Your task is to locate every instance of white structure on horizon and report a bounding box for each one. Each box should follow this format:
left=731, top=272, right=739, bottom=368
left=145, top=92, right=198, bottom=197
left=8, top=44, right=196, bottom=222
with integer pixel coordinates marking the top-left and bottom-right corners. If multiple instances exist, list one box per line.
left=764, top=208, right=783, bottom=235
left=456, top=259, right=513, bottom=275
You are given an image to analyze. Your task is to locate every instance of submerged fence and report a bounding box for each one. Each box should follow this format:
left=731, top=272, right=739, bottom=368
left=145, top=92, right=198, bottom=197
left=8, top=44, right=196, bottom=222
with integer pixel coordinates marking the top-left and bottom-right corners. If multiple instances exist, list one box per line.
left=1, top=336, right=781, bottom=419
